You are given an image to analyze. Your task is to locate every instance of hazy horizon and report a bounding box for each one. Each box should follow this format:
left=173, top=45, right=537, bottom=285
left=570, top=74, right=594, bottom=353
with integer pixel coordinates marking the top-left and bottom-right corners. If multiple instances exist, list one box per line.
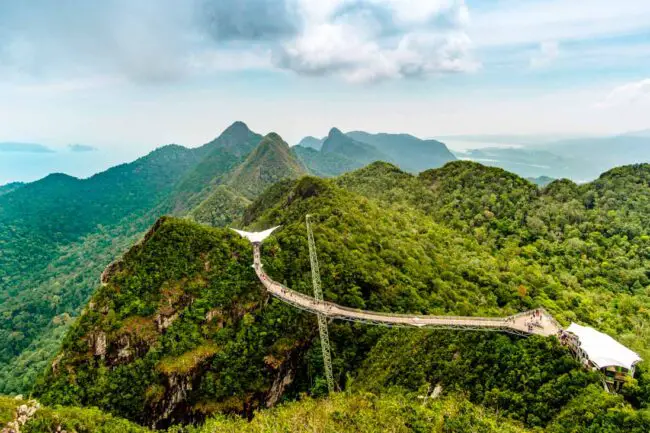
left=2, top=0, right=650, bottom=183
left=2, top=2, right=649, bottom=143
left=2, top=124, right=649, bottom=185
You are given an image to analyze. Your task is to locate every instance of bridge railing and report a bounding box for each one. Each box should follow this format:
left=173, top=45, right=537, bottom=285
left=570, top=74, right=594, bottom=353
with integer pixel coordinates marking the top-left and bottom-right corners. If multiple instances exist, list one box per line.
left=259, top=269, right=508, bottom=324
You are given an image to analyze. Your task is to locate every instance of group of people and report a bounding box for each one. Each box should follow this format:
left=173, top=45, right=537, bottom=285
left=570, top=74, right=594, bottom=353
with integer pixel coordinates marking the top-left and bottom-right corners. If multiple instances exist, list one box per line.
left=526, top=309, right=544, bottom=332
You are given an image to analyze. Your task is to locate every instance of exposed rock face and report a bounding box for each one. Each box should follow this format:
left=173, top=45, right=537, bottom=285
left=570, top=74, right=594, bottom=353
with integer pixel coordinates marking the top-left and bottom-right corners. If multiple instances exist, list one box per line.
left=205, top=309, right=224, bottom=328
left=100, top=260, right=121, bottom=285
left=89, top=331, right=107, bottom=359
left=51, top=353, right=64, bottom=375
left=1, top=398, right=41, bottom=433
left=155, top=312, right=179, bottom=332
left=116, top=335, right=132, bottom=361
left=151, top=374, right=194, bottom=429
left=265, top=364, right=295, bottom=408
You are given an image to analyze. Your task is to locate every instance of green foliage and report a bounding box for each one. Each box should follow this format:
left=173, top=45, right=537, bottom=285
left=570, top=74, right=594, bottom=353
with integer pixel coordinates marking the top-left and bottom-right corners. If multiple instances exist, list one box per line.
left=0, top=182, right=24, bottom=197
left=227, top=133, right=306, bottom=199
left=0, top=122, right=263, bottom=394
left=293, top=146, right=363, bottom=177
left=547, top=385, right=650, bottom=433
left=33, top=219, right=315, bottom=427
left=356, top=330, right=598, bottom=427
left=0, top=396, right=17, bottom=425
left=0, top=396, right=148, bottom=433
left=2, top=393, right=531, bottom=433
left=24, top=405, right=152, bottom=433
left=6, top=154, right=650, bottom=432
left=189, top=186, right=250, bottom=228
left=171, top=392, right=530, bottom=433
left=339, top=161, right=650, bottom=361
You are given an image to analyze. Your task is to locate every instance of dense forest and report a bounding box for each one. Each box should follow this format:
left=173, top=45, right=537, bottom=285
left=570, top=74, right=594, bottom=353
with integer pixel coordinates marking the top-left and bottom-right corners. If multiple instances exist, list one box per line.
left=0, top=121, right=263, bottom=394
left=2, top=128, right=650, bottom=432
left=0, top=124, right=457, bottom=395
left=14, top=162, right=648, bottom=432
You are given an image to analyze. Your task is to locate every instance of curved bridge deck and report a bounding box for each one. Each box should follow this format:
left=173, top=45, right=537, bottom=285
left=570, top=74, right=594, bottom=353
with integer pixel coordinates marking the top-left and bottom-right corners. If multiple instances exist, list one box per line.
left=252, top=244, right=560, bottom=337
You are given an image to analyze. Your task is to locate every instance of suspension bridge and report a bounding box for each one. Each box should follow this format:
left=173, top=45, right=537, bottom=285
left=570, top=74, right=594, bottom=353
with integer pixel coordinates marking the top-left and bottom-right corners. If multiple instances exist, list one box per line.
left=232, top=220, right=563, bottom=392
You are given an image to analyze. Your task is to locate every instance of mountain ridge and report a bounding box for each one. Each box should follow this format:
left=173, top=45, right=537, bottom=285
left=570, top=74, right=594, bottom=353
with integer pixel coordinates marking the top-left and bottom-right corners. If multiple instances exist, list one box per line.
left=346, top=130, right=456, bottom=172
left=321, top=127, right=390, bottom=165
left=226, top=132, right=307, bottom=200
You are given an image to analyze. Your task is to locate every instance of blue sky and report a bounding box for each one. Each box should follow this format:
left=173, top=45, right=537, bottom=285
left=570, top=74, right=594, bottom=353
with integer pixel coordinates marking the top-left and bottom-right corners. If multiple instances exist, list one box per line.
left=1, top=0, right=649, bottom=183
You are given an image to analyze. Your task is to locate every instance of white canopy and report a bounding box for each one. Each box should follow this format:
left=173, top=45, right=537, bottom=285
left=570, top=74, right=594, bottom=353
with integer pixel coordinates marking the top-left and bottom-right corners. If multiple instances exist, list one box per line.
left=230, top=226, right=281, bottom=244
left=566, top=323, right=642, bottom=370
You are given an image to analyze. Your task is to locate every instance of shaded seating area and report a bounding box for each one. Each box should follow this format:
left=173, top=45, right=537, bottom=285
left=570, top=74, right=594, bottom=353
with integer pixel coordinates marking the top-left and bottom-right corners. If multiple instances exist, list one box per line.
left=562, top=323, right=642, bottom=391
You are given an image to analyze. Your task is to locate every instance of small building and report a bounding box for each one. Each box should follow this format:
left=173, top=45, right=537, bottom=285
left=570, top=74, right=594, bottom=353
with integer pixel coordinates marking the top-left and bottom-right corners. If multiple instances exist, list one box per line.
left=564, top=323, right=642, bottom=391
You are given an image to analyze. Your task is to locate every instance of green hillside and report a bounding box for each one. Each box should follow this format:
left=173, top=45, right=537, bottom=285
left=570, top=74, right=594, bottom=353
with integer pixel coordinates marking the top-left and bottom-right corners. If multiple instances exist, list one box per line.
left=30, top=162, right=650, bottom=431
left=0, top=122, right=264, bottom=394
left=1, top=393, right=535, bottom=433
left=188, top=186, right=251, bottom=228
left=227, top=133, right=307, bottom=200
left=167, top=121, right=263, bottom=213
left=293, top=145, right=362, bottom=177
left=4, top=156, right=650, bottom=432
left=0, top=182, right=24, bottom=196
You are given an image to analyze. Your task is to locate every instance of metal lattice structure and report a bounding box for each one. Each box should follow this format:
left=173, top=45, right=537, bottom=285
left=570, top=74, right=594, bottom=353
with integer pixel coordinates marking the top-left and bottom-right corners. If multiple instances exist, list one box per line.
left=306, top=215, right=335, bottom=394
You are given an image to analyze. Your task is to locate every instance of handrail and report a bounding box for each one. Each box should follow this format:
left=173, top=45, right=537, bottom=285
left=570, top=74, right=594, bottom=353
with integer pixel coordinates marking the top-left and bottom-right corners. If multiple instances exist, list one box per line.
left=252, top=244, right=561, bottom=337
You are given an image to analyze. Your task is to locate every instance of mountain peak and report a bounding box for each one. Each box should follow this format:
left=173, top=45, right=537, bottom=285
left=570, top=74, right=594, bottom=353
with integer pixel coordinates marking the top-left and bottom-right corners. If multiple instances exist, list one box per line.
left=199, top=121, right=262, bottom=158
left=262, top=132, right=285, bottom=144
left=223, top=121, right=250, bottom=135
left=296, top=136, right=324, bottom=150
left=328, top=127, right=344, bottom=138
left=346, top=130, right=456, bottom=173
left=321, top=128, right=389, bottom=166
left=227, top=132, right=306, bottom=199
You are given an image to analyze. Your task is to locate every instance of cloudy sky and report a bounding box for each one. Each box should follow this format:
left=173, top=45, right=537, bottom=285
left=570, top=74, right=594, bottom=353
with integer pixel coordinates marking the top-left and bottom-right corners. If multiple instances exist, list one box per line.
left=1, top=0, right=649, bottom=182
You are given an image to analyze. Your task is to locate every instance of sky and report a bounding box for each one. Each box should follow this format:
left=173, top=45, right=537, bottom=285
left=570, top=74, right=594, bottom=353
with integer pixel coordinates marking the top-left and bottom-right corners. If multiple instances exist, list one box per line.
left=1, top=0, right=650, bottom=183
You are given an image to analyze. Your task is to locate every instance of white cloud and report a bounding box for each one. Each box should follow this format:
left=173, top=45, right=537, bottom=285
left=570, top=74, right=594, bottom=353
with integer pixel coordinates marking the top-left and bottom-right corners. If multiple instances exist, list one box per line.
left=471, top=0, right=650, bottom=47
left=277, top=0, right=478, bottom=82
left=0, top=0, right=477, bottom=85
left=529, top=41, right=560, bottom=69
left=596, top=79, right=650, bottom=109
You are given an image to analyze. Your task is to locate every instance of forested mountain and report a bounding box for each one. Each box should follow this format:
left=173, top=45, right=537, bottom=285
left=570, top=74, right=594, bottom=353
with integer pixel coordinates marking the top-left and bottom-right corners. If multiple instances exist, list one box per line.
left=3, top=126, right=650, bottom=432
left=295, top=136, right=324, bottom=150
left=188, top=132, right=306, bottom=227
left=188, top=186, right=251, bottom=228
left=347, top=131, right=456, bottom=172
left=292, top=145, right=362, bottom=177
left=1, top=393, right=532, bottom=433
left=527, top=175, right=555, bottom=186
left=0, top=121, right=264, bottom=394
left=0, top=182, right=24, bottom=197
left=294, top=128, right=456, bottom=176
left=27, top=161, right=650, bottom=432
left=226, top=133, right=306, bottom=199
left=167, top=121, right=263, bottom=212
left=321, top=128, right=390, bottom=165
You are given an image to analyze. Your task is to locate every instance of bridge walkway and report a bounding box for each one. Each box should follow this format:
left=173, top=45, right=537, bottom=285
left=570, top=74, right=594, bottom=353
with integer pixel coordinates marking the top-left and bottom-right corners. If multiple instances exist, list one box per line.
left=252, top=244, right=560, bottom=337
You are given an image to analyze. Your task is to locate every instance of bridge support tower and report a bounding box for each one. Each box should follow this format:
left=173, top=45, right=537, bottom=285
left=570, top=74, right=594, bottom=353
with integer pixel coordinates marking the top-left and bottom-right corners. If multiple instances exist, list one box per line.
left=306, top=215, right=335, bottom=394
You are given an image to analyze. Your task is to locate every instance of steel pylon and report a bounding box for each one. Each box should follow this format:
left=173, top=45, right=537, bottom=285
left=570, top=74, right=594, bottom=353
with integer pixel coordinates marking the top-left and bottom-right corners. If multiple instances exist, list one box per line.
left=306, top=214, right=334, bottom=394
